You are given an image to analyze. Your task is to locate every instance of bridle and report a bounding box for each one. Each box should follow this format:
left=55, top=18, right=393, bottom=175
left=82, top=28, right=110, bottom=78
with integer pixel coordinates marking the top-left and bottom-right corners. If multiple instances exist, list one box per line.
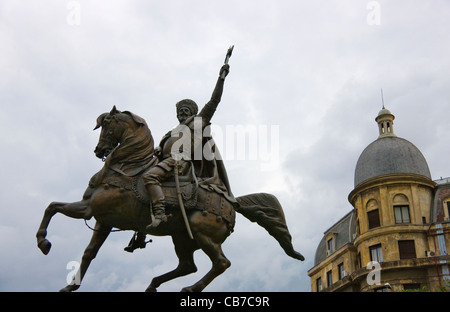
left=97, top=116, right=120, bottom=161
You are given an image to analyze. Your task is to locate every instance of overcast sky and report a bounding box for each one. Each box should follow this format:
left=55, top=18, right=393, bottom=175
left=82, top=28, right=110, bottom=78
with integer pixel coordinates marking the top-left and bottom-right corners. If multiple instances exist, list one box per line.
left=1, top=0, right=450, bottom=292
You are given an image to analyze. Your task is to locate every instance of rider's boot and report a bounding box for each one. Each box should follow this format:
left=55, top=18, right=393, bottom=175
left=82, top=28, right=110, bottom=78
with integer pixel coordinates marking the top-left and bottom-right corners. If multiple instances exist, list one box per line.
left=146, top=184, right=168, bottom=230
left=124, top=232, right=147, bottom=253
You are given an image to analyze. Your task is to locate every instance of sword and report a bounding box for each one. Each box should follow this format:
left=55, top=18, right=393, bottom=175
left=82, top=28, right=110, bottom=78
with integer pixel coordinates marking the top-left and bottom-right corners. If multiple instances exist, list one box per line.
left=174, top=159, right=194, bottom=239
left=221, top=45, right=234, bottom=79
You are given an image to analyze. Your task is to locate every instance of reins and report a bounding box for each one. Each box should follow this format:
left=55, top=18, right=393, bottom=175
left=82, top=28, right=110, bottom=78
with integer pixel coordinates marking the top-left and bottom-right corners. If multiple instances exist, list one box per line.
left=84, top=219, right=124, bottom=232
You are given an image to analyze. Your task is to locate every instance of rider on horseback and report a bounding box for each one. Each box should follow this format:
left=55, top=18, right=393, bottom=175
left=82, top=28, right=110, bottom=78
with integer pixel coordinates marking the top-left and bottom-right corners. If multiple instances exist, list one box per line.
left=124, top=63, right=232, bottom=252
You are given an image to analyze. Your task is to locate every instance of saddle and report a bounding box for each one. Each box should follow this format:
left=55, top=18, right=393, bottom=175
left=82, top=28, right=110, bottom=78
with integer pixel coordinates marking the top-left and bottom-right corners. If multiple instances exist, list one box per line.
left=89, top=168, right=198, bottom=208
left=133, top=174, right=198, bottom=209
left=88, top=162, right=235, bottom=226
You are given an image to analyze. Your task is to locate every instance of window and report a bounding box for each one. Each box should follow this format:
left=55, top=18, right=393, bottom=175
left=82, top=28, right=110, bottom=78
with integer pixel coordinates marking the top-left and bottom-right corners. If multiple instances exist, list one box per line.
left=367, top=209, right=380, bottom=229
left=327, top=238, right=334, bottom=254
left=398, top=240, right=416, bottom=260
left=394, top=205, right=410, bottom=224
left=447, top=202, right=450, bottom=220
left=403, top=283, right=421, bottom=291
left=393, top=194, right=410, bottom=224
left=357, top=253, right=362, bottom=269
left=326, top=270, right=333, bottom=287
left=316, top=277, right=322, bottom=292
left=338, top=263, right=346, bottom=280
left=370, top=244, right=383, bottom=263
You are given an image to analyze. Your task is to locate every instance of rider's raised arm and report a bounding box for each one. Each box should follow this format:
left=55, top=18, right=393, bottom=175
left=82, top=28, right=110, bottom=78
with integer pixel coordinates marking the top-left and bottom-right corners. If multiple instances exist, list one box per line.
left=198, top=64, right=230, bottom=124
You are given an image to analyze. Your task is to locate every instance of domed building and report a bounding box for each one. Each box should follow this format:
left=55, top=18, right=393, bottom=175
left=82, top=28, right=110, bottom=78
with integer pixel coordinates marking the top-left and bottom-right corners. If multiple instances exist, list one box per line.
left=307, top=106, right=450, bottom=292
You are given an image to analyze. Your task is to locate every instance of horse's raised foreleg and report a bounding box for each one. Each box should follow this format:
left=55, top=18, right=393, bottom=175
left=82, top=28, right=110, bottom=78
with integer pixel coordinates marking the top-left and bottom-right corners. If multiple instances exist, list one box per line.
left=36, top=200, right=92, bottom=255
left=146, top=234, right=198, bottom=292
left=60, top=221, right=111, bottom=292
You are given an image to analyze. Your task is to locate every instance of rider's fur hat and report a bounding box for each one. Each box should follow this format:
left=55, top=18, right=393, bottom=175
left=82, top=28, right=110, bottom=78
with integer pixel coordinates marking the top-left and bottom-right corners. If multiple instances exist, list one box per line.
left=176, top=99, right=198, bottom=115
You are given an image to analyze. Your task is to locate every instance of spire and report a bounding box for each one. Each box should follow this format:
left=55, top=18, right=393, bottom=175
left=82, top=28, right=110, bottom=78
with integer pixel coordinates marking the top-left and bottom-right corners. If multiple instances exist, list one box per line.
left=375, top=90, right=396, bottom=138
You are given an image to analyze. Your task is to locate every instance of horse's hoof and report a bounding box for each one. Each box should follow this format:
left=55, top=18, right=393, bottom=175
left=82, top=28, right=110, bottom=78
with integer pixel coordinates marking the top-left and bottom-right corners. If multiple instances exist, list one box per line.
left=59, top=284, right=80, bottom=292
left=38, top=239, right=52, bottom=255
left=181, top=285, right=200, bottom=292
left=145, top=286, right=157, bottom=292
left=181, top=282, right=204, bottom=292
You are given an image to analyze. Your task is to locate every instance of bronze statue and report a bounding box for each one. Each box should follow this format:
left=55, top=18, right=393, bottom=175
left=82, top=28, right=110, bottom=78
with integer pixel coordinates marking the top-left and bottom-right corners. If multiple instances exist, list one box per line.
left=144, top=63, right=232, bottom=230
left=36, top=47, right=304, bottom=292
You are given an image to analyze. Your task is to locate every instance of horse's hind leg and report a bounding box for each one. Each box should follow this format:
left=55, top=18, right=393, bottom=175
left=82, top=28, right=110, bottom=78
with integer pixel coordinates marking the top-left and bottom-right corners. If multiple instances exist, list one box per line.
left=60, top=221, right=111, bottom=292
left=146, top=234, right=198, bottom=292
left=181, top=223, right=231, bottom=292
left=36, top=200, right=92, bottom=255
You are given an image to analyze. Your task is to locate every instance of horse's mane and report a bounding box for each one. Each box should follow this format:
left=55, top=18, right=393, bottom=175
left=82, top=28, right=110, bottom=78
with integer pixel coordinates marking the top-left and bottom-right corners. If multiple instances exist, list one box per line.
left=109, top=111, right=155, bottom=167
left=94, top=111, right=156, bottom=186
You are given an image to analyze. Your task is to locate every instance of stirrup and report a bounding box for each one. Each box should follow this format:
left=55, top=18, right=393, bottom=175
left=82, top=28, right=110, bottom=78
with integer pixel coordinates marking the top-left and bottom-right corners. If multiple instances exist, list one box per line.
left=124, top=232, right=151, bottom=253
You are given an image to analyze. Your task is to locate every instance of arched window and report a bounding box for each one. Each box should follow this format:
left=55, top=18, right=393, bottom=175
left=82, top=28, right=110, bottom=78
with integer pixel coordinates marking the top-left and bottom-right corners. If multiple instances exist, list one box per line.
left=366, top=199, right=380, bottom=229
left=393, top=194, right=410, bottom=224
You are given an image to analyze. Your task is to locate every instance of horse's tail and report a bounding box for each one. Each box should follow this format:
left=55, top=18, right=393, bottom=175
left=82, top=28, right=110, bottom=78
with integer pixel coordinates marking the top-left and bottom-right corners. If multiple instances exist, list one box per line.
left=235, top=193, right=304, bottom=261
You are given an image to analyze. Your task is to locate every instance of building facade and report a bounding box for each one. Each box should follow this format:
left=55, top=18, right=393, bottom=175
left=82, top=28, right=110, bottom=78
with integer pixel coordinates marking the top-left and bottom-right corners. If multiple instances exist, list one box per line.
left=307, top=107, right=450, bottom=292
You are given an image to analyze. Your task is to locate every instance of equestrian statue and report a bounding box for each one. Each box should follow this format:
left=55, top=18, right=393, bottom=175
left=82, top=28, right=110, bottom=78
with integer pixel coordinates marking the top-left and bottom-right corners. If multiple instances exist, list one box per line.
left=36, top=47, right=304, bottom=292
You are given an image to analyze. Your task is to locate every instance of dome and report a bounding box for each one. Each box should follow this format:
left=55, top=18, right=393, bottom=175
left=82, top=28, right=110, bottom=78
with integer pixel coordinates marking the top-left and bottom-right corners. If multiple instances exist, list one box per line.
left=354, top=136, right=431, bottom=187
left=314, top=211, right=356, bottom=266
left=377, top=108, right=393, bottom=117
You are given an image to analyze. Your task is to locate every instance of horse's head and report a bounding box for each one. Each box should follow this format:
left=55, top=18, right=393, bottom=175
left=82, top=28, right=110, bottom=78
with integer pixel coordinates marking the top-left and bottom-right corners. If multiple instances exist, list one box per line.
left=93, top=106, right=124, bottom=160
left=94, top=106, right=152, bottom=161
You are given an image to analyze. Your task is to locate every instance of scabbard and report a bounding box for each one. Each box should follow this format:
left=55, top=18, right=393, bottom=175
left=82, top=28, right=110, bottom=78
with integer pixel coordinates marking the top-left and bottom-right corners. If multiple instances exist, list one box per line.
left=174, top=159, right=194, bottom=239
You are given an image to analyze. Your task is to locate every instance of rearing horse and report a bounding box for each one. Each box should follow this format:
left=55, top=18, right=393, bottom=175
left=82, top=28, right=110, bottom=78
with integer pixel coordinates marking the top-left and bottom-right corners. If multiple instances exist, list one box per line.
left=36, top=106, right=304, bottom=292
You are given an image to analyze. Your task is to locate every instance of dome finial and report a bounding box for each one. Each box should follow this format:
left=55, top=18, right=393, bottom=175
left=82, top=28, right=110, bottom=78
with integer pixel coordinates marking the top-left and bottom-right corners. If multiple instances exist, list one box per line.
left=375, top=90, right=396, bottom=138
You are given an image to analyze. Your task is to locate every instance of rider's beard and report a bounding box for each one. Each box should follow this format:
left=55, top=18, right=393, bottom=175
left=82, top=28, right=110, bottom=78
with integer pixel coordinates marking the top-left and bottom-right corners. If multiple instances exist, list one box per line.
left=177, top=113, right=191, bottom=124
